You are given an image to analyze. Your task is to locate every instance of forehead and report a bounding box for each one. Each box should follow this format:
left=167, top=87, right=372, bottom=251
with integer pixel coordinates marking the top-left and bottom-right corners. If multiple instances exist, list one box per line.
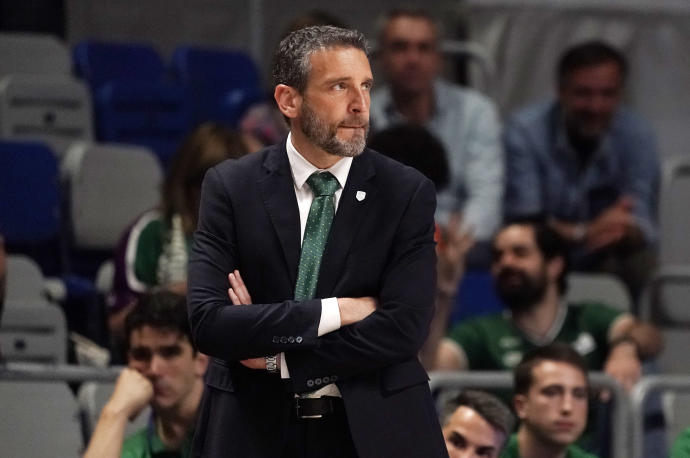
left=446, top=406, right=503, bottom=447
left=530, top=360, right=587, bottom=390
left=494, top=225, right=537, bottom=250
left=384, top=15, right=437, bottom=43
left=307, top=46, right=371, bottom=80
left=563, top=62, right=622, bottom=88
left=129, top=325, right=190, bottom=348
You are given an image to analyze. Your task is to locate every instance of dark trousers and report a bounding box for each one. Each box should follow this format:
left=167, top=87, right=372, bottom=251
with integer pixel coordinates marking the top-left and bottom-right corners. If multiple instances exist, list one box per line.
left=282, top=406, right=358, bottom=458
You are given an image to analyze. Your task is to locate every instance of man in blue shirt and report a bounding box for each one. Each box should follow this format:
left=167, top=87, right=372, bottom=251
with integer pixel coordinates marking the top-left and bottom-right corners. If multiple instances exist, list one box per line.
left=371, top=8, right=503, bottom=267
left=503, top=41, right=660, bottom=301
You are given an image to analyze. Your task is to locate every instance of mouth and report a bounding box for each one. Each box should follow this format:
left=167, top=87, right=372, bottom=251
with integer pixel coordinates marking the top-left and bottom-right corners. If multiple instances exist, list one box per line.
left=554, top=421, right=575, bottom=431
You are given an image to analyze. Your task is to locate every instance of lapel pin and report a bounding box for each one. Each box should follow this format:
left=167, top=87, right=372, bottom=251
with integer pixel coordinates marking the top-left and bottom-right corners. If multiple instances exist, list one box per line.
left=356, top=191, right=366, bottom=202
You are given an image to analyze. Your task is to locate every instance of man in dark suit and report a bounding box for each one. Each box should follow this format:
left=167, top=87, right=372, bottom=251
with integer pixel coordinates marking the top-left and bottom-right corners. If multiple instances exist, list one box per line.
left=188, top=25, right=447, bottom=457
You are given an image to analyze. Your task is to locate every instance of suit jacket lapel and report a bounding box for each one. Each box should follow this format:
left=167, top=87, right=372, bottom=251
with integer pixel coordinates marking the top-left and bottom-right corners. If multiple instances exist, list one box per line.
left=258, top=144, right=301, bottom=287
left=317, top=150, right=377, bottom=298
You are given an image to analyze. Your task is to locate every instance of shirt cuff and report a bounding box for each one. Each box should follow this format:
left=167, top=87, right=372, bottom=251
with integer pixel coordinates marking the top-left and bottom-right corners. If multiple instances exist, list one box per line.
left=318, top=297, right=341, bottom=336
left=280, top=352, right=290, bottom=379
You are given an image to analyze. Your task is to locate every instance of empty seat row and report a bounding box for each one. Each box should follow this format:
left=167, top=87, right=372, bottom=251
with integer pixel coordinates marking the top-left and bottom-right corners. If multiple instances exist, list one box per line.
left=0, top=33, right=265, bottom=168
left=0, top=139, right=161, bottom=278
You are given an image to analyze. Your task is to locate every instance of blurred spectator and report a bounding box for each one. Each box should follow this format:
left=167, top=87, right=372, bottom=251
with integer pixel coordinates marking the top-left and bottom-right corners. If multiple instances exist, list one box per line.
left=108, top=123, right=250, bottom=342
left=83, top=291, right=208, bottom=458
left=368, top=123, right=450, bottom=191
left=502, top=343, right=596, bottom=458
left=367, top=124, right=472, bottom=369
left=441, top=390, right=514, bottom=458
left=371, top=8, right=503, bottom=266
left=503, top=41, right=660, bottom=302
left=239, top=10, right=346, bottom=147
left=437, top=220, right=662, bottom=394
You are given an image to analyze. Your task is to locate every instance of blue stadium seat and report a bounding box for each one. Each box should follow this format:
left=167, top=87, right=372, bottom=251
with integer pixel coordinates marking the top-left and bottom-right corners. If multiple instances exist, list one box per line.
left=72, top=41, right=191, bottom=167
left=449, top=270, right=505, bottom=325
left=73, top=40, right=165, bottom=89
left=0, top=140, right=64, bottom=274
left=171, top=45, right=266, bottom=126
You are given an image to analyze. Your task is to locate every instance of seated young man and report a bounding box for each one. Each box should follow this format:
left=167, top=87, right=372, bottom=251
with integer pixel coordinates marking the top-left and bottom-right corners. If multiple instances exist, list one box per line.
left=502, top=343, right=596, bottom=458
left=84, top=291, right=208, bottom=458
left=441, top=390, right=514, bottom=458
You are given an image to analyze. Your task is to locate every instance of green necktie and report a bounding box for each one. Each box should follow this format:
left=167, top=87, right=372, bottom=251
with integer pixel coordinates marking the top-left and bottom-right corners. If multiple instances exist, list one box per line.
left=294, top=171, right=340, bottom=301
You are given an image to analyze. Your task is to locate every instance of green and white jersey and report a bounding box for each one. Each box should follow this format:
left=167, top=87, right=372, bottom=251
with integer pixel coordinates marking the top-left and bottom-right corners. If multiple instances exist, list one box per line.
left=500, top=434, right=599, bottom=458
left=447, top=302, right=627, bottom=371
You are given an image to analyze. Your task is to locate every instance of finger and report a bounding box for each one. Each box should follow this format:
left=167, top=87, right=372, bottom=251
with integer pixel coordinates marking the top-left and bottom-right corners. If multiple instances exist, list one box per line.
left=229, top=272, right=252, bottom=304
left=229, top=288, right=242, bottom=306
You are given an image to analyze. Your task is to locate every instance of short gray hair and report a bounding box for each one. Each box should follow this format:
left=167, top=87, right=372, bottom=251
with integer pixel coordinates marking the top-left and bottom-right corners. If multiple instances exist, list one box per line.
left=272, top=25, right=369, bottom=93
left=442, top=390, right=515, bottom=441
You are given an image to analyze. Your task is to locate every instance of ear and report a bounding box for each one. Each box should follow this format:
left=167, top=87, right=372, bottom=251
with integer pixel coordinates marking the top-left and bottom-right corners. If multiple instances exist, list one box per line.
left=274, top=84, right=301, bottom=120
left=514, top=394, right=528, bottom=420
left=546, top=256, right=564, bottom=284
left=195, top=352, right=209, bottom=377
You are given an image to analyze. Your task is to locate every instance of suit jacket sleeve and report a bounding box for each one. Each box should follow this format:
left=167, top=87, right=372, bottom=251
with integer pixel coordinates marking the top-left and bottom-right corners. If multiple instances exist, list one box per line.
left=284, top=175, right=438, bottom=392
left=187, top=165, right=322, bottom=361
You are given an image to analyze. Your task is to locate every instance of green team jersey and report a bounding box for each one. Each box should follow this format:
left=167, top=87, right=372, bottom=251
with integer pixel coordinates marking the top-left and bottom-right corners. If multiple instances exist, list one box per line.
left=500, top=434, right=599, bottom=458
left=672, top=427, right=690, bottom=457
left=121, top=425, right=193, bottom=458
left=447, top=302, right=625, bottom=371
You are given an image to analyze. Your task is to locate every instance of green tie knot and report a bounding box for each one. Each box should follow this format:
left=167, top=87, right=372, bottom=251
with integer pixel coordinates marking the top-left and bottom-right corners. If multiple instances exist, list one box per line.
left=307, top=172, right=339, bottom=196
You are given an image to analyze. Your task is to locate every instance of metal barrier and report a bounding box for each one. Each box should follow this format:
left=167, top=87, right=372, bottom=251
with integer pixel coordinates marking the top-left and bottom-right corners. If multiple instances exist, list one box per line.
left=429, top=371, right=631, bottom=458
left=0, top=362, right=123, bottom=382
left=631, top=374, right=690, bottom=458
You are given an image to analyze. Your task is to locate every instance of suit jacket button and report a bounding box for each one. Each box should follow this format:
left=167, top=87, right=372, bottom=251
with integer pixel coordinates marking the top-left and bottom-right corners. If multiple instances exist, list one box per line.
left=280, top=336, right=288, bottom=343
left=296, top=336, right=303, bottom=343
left=322, top=376, right=330, bottom=384
left=331, top=375, right=338, bottom=382
left=314, top=378, right=322, bottom=386
left=307, top=380, right=314, bottom=387
left=288, top=336, right=295, bottom=343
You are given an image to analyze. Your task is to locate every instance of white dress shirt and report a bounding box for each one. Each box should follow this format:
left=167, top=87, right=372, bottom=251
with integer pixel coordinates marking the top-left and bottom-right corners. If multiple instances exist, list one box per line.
left=280, top=133, right=353, bottom=397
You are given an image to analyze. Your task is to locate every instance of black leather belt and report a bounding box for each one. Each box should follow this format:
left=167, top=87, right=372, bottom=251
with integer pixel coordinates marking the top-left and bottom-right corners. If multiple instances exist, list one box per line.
left=293, top=396, right=344, bottom=419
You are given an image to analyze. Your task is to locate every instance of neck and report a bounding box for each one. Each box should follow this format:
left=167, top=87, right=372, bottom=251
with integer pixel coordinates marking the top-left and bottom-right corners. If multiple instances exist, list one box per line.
left=290, top=128, right=342, bottom=169
left=390, top=85, right=435, bottom=124
left=517, top=426, right=568, bottom=458
left=156, top=379, right=204, bottom=449
left=512, top=287, right=561, bottom=340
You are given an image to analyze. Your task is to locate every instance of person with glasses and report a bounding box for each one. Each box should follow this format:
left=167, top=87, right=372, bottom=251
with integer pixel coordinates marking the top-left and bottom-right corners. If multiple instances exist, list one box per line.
left=84, top=291, right=208, bottom=458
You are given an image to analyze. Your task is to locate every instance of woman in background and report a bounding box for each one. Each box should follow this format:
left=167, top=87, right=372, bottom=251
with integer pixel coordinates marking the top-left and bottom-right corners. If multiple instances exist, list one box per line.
left=108, top=123, right=250, bottom=347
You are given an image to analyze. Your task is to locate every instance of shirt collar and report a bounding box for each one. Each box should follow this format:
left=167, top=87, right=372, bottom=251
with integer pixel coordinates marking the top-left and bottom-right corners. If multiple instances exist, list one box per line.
left=286, top=131, right=352, bottom=191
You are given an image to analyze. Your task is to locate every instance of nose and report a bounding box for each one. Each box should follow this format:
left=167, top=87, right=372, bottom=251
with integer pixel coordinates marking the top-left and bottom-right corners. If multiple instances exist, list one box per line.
left=561, top=393, right=574, bottom=415
left=146, top=353, right=166, bottom=377
left=349, top=87, right=369, bottom=115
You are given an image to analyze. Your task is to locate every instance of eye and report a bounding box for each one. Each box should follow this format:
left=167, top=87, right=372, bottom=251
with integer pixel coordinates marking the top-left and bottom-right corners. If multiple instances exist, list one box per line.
left=333, top=82, right=346, bottom=90
left=159, top=345, right=183, bottom=359
left=129, top=347, right=152, bottom=362
left=362, top=81, right=373, bottom=91
left=573, top=387, right=588, bottom=399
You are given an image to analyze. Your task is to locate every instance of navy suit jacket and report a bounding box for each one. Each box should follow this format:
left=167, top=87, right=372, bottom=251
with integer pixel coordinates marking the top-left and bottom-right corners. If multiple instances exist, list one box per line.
left=187, top=141, right=448, bottom=457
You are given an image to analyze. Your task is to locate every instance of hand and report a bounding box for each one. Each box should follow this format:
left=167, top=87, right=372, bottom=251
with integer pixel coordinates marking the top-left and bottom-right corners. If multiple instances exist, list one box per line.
left=337, top=297, right=378, bottom=326
left=104, top=368, right=153, bottom=421
left=436, top=213, right=474, bottom=297
left=226, top=270, right=264, bottom=369
left=586, top=197, right=635, bottom=251
left=604, top=341, right=641, bottom=393
left=228, top=270, right=252, bottom=305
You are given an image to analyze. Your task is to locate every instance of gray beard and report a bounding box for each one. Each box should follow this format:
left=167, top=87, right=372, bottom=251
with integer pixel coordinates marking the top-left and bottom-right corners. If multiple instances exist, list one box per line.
left=300, top=102, right=368, bottom=158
